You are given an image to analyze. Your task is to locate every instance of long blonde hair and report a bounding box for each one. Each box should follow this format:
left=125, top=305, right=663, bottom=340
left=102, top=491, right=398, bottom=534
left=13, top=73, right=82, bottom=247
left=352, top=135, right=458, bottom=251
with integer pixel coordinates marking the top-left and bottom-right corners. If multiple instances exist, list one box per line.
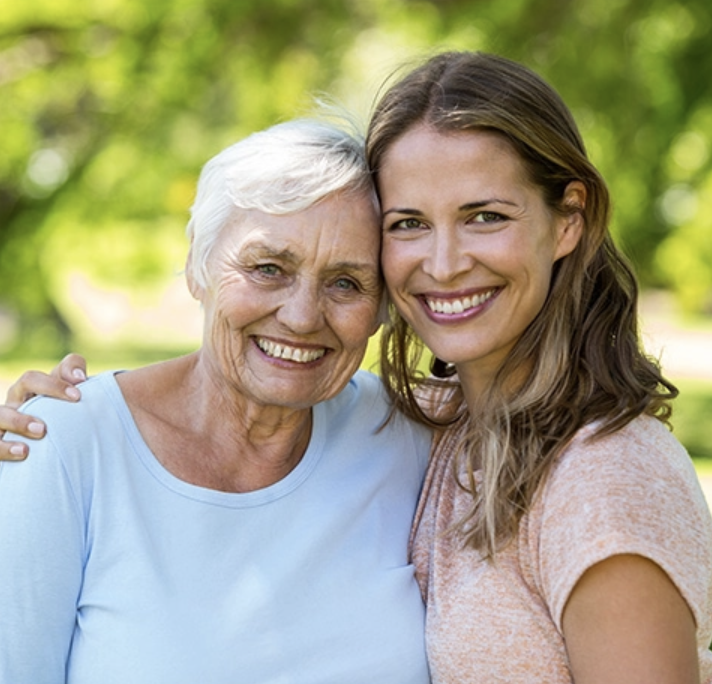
left=366, top=52, right=677, bottom=558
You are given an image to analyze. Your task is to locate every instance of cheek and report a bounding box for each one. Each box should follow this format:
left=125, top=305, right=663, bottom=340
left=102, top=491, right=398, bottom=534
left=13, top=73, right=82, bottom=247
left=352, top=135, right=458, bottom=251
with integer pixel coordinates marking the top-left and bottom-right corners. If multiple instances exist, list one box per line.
left=205, top=291, right=262, bottom=350
left=332, top=303, right=381, bottom=348
left=517, top=258, right=557, bottom=320
left=381, top=240, right=414, bottom=288
left=210, top=296, right=246, bottom=330
left=203, top=312, right=246, bottom=377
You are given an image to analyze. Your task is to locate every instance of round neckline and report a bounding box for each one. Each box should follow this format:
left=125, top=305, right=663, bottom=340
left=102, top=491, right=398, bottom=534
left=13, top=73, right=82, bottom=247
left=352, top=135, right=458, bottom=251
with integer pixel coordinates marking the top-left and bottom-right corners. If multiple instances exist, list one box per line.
left=101, top=371, right=327, bottom=508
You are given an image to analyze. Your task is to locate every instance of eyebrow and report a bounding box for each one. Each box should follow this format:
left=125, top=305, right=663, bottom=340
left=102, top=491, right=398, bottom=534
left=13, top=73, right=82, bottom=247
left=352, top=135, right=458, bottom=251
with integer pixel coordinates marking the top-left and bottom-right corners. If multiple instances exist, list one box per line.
left=382, top=198, right=519, bottom=216
left=244, top=244, right=297, bottom=261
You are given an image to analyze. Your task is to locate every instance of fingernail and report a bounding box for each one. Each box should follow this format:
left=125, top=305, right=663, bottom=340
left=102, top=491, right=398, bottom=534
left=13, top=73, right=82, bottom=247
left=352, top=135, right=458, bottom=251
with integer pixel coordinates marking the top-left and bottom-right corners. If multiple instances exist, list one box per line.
left=28, top=421, right=45, bottom=436
left=9, top=444, right=26, bottom=458
left=66, top=387, right=81, bottom=401
left=72, top=368, right=86, bottom=381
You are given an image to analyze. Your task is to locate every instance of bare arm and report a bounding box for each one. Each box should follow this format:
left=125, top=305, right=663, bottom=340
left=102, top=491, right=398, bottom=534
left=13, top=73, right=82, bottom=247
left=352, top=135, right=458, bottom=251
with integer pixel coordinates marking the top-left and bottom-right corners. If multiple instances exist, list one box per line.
left=0, top=354, right=87, bottom=460
left=562, top=553, right=699, bottom=684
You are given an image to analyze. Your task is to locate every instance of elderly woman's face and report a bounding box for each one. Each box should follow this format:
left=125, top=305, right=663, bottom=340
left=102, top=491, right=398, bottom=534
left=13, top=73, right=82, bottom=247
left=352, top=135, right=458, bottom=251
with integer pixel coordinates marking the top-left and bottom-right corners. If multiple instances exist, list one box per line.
left=195, top=190, right=382, bottom=410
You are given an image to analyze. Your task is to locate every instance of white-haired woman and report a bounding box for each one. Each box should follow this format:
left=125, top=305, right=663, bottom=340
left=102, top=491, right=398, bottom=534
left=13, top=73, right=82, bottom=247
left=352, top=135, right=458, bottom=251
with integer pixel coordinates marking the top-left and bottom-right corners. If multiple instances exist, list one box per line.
left=0, top=120, right=432, bottom=684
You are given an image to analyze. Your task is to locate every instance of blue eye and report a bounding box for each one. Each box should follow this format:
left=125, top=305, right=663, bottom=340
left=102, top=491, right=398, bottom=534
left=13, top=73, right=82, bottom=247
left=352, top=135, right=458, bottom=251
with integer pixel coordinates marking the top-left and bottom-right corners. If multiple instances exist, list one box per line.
left=334, top=277, right=357, bottom=291
left=257, top=264, right=281, bottom=276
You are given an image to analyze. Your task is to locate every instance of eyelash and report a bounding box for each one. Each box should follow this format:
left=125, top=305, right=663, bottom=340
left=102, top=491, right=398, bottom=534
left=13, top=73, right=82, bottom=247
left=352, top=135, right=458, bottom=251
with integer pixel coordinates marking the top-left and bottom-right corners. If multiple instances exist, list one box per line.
left=386, top=218, right=426, bottom=232
left=471, top=211, right=507, bottom=224
left=255, top=263, right=282, bottom=276
left=333, top=277, right=360, bottom=291
left=253, top=265, right=362, bottom=294
left=386, top=211, right=507, bottom=232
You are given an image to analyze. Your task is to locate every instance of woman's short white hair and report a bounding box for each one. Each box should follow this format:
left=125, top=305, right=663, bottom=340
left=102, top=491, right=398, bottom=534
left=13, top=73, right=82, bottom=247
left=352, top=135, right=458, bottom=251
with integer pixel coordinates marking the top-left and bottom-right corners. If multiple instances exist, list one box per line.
left=186, top=118, right=376, bottom=289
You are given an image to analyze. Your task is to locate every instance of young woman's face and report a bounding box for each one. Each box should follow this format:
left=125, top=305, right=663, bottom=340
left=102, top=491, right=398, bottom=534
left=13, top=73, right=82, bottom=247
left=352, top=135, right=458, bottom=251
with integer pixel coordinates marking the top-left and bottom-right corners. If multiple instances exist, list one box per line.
left=378, top=125, right=582, bottom=390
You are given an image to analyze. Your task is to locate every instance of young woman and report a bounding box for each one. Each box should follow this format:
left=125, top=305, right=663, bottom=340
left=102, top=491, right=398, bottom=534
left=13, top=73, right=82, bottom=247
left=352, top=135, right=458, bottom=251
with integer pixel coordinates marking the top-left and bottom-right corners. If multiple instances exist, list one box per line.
left=366, top=51, right=712, bottom=683
left=3, top=52, right=712, bottom=683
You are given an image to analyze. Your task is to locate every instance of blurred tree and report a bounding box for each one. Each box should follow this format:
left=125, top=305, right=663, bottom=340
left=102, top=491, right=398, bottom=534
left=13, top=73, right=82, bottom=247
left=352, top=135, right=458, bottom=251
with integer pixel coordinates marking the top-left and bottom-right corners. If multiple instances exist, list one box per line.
left=384, top=0, right=712, bottom=305
left=0, top=0, right=379, bottom=355
left=1, top=0, right=711, bottom=357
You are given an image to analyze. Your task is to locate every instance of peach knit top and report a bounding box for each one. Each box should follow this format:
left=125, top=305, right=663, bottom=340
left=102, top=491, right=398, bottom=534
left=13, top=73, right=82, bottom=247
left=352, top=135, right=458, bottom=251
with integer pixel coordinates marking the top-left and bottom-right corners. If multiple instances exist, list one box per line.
left=411, top=414, right=712, bottom=683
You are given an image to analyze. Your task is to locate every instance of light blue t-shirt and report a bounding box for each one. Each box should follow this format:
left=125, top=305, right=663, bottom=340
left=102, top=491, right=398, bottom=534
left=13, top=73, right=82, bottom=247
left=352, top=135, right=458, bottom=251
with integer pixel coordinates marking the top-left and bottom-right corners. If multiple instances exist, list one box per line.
left=0, top=370, right=432, bottom=684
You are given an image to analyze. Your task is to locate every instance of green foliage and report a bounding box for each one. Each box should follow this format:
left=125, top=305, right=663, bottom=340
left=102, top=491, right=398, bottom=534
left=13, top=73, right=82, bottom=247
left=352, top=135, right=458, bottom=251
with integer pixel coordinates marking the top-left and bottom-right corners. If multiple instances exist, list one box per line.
left=655, top=170, right=712, bottom=313
left=0, top=0, right=378, bottom=354
left=1, top=0, right=712, bottom=354
left=673, top=380, right=712, bottom=459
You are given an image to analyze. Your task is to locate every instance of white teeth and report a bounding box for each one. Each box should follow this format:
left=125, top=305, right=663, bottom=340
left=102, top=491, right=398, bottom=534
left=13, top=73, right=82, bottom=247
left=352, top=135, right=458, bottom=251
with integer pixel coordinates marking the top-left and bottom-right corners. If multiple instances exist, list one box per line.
left=256, top=338, right=326, bottom=363
left=426, top=289, right=496, bottom=314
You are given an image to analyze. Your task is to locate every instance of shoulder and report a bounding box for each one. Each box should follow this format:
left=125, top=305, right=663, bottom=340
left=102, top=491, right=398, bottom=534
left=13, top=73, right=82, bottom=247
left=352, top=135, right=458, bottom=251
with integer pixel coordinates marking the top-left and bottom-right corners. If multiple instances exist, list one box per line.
left=347, top=368, right=386, bottom=396
left=13, top=371, right=128, bottom=465
left=326, top=369, right=393, bottom=425
left=532, top=415, right=712, bottom=631
left=0, top=373, right=121, bottom=515
left=321, top=370, right=432, bottom=463
left=20, top=371, right=122, bottom=424
left=2, top=371, right=142, bottom=521
left=540, top=415, right=708, bottom=537
left=549, top=415, right=698, bottom=502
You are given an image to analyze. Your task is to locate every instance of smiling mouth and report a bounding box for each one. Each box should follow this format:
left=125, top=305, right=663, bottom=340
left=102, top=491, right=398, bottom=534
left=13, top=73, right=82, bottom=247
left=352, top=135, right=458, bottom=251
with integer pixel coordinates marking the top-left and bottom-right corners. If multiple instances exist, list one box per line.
left=256, top=338, right=327, bottom=363
left=425, top=288, right=497, bottom=315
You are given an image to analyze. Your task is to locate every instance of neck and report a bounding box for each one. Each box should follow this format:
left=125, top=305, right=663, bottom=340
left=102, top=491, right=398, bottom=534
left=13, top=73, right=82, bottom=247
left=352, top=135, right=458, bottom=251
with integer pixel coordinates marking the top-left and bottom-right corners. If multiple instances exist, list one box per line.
left=455, top=364, right=496, bottom=414
left=118, top=353, right=315, bottom=492
left=455, top=359, right=531, bottom=415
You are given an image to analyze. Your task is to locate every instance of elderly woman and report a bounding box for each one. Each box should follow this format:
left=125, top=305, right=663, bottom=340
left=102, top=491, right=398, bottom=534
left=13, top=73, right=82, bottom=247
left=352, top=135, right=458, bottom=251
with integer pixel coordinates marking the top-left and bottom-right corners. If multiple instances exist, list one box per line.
left=0, top=120, right=431, bottom=683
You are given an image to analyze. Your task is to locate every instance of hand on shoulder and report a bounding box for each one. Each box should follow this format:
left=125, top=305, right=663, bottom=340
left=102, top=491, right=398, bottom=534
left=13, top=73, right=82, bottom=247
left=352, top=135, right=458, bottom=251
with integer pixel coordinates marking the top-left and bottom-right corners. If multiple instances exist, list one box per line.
left=0, top=353, right=87, bottom=460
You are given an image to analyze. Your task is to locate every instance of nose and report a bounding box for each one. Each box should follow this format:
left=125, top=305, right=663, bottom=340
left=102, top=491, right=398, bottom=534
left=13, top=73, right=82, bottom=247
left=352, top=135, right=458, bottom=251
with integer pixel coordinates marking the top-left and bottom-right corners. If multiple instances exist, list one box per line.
left=423, top=226, right=474, bottom=283
left=276, top=278, right=325, bottom=334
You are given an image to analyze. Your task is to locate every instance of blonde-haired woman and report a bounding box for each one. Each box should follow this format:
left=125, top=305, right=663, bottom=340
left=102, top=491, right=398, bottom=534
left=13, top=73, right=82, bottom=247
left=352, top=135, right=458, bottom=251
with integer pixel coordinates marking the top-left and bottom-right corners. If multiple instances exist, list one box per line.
left=366, top=51, right=712, bottom=683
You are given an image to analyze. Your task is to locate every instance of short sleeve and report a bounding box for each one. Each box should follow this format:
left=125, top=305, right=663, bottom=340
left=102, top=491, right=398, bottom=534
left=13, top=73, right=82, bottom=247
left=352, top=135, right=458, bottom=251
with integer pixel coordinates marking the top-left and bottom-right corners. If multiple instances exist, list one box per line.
left=534, top=416, right=712, bottom=636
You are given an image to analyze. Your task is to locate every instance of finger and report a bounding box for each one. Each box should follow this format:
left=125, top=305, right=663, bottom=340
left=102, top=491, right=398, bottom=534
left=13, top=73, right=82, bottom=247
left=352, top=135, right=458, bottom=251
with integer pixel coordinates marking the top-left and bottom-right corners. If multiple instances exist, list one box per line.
left=6, top=370, right=81, bottom=409
left=0, top=406, right=46, bottom=460
left=0, top=438, right=30, bottom=461
left=51, top=353, right=88, bottom=385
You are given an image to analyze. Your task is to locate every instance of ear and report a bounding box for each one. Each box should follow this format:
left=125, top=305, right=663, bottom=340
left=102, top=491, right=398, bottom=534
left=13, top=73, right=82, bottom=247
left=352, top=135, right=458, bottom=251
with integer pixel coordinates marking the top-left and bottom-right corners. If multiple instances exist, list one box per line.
left=554, top=181, right=586, bottom=260
left=185, top=244, right=205, bottom=302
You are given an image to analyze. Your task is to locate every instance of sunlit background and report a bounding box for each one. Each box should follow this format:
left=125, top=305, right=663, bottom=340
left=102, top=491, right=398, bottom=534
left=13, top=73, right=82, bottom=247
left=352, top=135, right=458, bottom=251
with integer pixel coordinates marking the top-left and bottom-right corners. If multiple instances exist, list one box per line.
left=1, top=0, right=711, bottom=486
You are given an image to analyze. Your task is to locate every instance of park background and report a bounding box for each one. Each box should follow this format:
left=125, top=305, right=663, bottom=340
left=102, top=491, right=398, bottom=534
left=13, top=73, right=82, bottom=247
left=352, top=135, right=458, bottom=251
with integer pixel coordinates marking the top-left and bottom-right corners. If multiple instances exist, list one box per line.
left=1, top=0, right=711, bottom=492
